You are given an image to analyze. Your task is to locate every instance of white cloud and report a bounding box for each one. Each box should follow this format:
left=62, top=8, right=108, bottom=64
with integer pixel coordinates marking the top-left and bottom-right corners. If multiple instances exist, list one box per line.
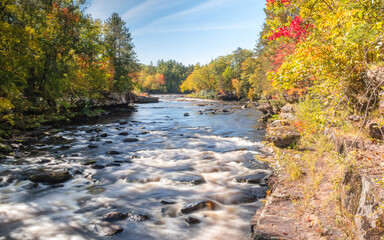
left=134, top=22, right=258, bottom=36
left=121, top=0, right=182, bottom=25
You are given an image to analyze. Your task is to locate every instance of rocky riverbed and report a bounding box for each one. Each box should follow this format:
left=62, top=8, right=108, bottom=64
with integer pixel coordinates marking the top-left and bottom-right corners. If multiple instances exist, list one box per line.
left=0, top=95, right=269, bottom=240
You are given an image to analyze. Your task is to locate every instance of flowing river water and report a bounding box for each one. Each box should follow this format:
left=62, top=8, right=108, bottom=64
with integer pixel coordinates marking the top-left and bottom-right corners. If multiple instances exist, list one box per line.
left=0, top=95, right=269, bottom=240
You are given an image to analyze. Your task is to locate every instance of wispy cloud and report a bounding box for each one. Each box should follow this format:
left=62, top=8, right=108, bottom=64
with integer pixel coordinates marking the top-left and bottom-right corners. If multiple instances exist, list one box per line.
left=132, top=0, right=250, bottom=36
left=134, top=22, right=258, bottom=36
left=165, top=0, right=230, bottom=20
left=121, top=0, right=181, bottom=26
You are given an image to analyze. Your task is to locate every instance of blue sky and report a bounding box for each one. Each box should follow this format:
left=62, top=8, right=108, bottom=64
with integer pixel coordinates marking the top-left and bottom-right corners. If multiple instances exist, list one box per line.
left=86, top=0, right=266, bottom=65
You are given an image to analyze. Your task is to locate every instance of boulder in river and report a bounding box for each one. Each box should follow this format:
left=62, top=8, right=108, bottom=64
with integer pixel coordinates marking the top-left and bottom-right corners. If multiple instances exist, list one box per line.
left=102, top=212, right=128, bottom=222
left=123, top=138, right=139, bottom=142
left=100, top=133, right=108, bottom=138
left=184, top=113, right=190, bottom=117
left=161, top=200, right=176, bottom=205
left=127, top=211, right=149, bottom=222
left=28, top=170, right=72, bottom=184
left=164, top=173, right=205, bottom=185
left=180, top=200, right=217, bottom=214
left=93, top=222, right=123, bottom=236
left=184, top=216, right=201, bottom=225
left=118, top=131, right=129, bottom=136
left=88, top=144, right=98, bottom=149
left=106, top=150, right=121, bottom=155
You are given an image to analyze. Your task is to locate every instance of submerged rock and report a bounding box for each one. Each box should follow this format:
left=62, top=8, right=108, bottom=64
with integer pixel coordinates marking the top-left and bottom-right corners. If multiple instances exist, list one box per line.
left=29, top=170, right=72, bottom=184
left=161, top=200, right=176, bottom=205
left=106, top=150, right=121, bottom=155
left=184, top=216, right=201, bottom=225
left=184, top=113, right=190, bottom=117
left=102, top=212, right=128, bottom=222
left=93, top=222, right=123, bottom=236
left=164, top=174, right=205, bottom=185
left=88, top=144, right=98, bottom=149
left=123, top=138, right=139, bottom=142
left=100, top=133, right=108, bottom=138
left=127, top=211, right=149, bottom=222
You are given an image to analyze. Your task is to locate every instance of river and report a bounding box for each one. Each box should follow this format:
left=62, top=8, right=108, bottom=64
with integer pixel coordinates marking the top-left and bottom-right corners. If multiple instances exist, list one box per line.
left=0, top=95, right=269, bottom=240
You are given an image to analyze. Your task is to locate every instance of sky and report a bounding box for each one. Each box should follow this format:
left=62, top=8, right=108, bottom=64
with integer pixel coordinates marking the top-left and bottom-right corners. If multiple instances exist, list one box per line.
left=86, top=0, right=266, bottom=66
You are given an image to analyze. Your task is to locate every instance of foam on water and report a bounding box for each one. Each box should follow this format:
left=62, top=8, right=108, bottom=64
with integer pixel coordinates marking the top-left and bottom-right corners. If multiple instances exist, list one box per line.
left=0, top=95, right=267, bottom=240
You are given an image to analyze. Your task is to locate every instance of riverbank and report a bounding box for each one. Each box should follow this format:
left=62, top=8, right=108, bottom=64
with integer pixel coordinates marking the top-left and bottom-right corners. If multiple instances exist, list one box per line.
left=251, top=101, right=384, bottom=239
left=0, top=92, right=159, bottom=149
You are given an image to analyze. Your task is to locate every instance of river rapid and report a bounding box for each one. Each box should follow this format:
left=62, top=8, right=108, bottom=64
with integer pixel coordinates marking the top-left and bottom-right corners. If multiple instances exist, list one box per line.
left=0, top=95, right=269, bottom=240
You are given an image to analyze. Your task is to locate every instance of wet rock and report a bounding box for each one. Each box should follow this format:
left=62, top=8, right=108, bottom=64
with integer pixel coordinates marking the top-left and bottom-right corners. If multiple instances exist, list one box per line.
left=118, top=131, right=129, bottom=136
left=93, top=222, right=123, bottom=236
left=161, top=206, right=178, bottom=217
left=106, top=163, right=121, bottom=167
left=368, top=122, right=384, bottom=140
left=165, top=174, right=205, bottom=185
left=242, top=105, right=247, bottom=109
left=180, top=200, right=217, bottom=214
left=140, top=131, right=149, bottom=135
left=89, top=137, right=96, bottom=142
left=232, top=187, right=268, bottom=204
left=24, top=182, right=39, bottom=189
left=100, top=133, right=108, bottom=138
left=92, top=165, right=105, bottom=169
left=161, top=200, right=176, bottom=205
left=84, top=160, right=97, bottom=165
left=71, top=153, right=80, bottom=157
left=88, top=144, right=98, bottom=149
left=184, top=216, right=201, bottom=225
left=106, top=150, right=121, bottom=155
left=29, top=170, right=72, bottom=184
left=105, top=141, right=113, bottom=144
left=184, top=113, right=190, bottom=116
left=123, top=138, right=139, bottom=142
left=119, top=120, right=128, bottom=125
left=38, top=159, right=51, bottom=164
left=87, top=187, right=106, bottom=195
left=102, top=212, right=128, bottom=222
left=266, top=126, right=300, bottom=148
left=59, top=145, right=72, bottom=150
left=127, top=211, right=149, bottom=222
left=234, top=171, right=271, bottom=184
left=124, top=174, right=160, bottom=183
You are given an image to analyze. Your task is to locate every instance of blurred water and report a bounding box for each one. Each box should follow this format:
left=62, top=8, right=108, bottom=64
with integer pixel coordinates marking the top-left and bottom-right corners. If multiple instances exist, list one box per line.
left=0, top=95, right=267, bottom=240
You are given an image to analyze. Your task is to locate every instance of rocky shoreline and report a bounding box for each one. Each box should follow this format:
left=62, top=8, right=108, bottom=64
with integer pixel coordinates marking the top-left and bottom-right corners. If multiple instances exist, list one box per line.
left=251, top=102, right=384, bottom=239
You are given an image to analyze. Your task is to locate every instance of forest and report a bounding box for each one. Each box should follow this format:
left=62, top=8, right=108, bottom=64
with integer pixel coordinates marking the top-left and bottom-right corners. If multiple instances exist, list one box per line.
left=1, top=0, right=384, bottom=238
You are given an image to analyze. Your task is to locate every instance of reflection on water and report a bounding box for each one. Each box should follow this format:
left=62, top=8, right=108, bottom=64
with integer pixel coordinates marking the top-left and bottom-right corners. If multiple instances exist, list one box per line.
left=0, top=95, right=268, bottom=240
